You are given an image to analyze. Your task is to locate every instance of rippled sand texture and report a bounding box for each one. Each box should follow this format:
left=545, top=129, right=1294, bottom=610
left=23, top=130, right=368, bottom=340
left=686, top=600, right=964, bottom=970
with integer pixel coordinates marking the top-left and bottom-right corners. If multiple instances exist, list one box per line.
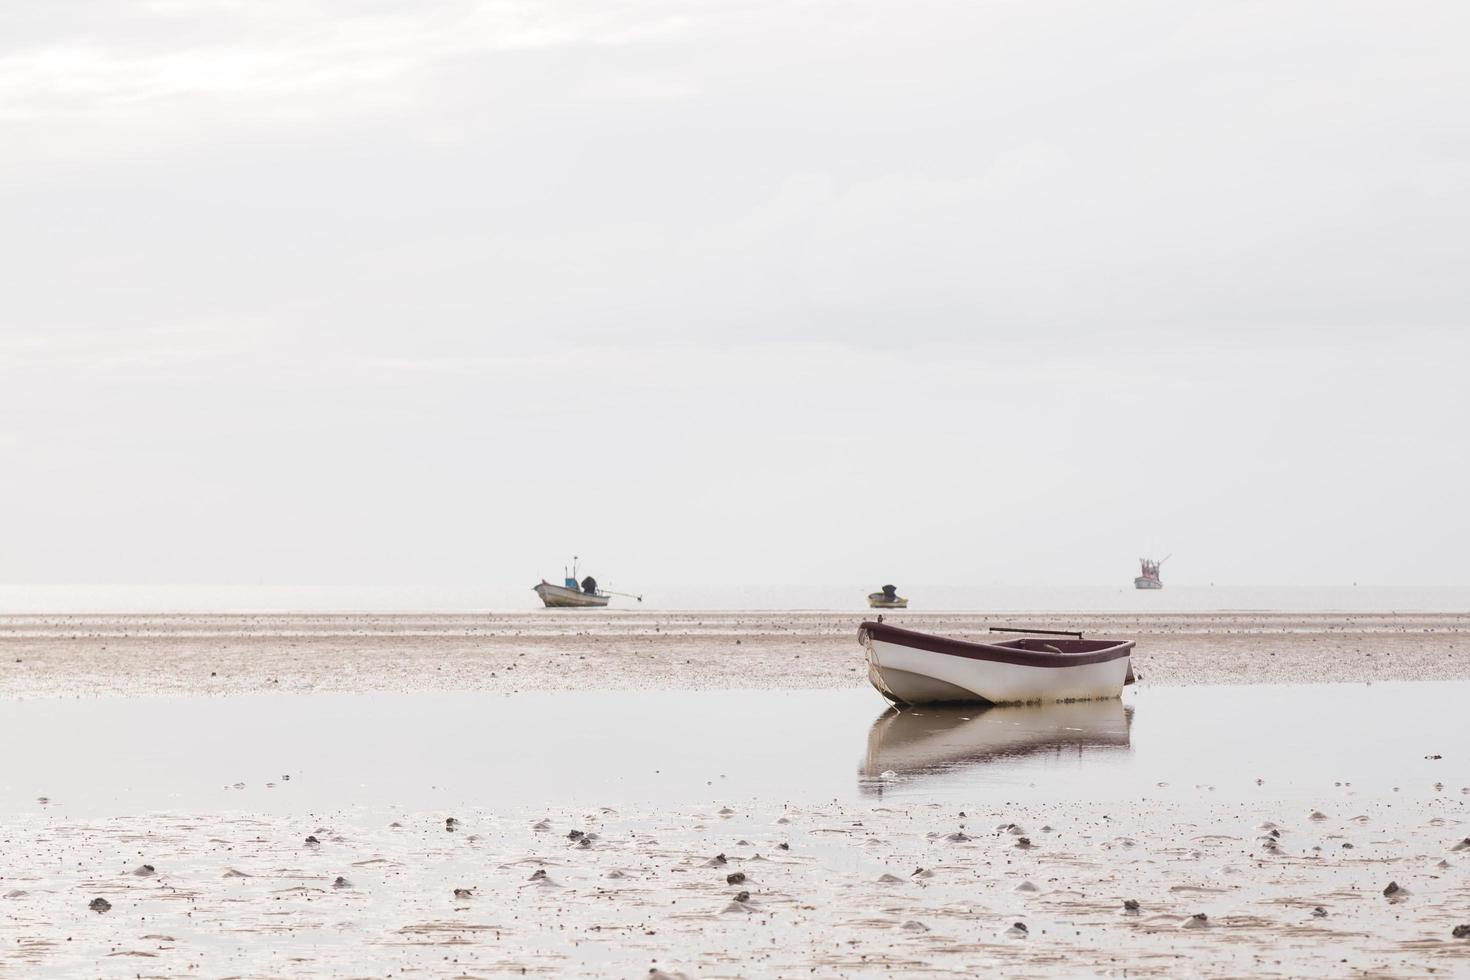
left=3, top=796, right=1468, bottom=978
left=2, top=611, right=1468, bottom=697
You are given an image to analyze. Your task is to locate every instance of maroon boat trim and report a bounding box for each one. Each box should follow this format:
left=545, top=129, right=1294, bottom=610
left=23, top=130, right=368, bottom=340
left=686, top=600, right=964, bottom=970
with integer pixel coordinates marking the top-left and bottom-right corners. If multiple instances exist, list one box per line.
left=859, top=621, right=1134, bottom=668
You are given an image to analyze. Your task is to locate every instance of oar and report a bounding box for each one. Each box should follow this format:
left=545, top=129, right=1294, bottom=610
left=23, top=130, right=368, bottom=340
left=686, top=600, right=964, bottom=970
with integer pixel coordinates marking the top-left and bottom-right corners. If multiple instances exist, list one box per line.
left=989, top=626, right=1083, bottom=639
left=603, top=590, right=644, bottom=602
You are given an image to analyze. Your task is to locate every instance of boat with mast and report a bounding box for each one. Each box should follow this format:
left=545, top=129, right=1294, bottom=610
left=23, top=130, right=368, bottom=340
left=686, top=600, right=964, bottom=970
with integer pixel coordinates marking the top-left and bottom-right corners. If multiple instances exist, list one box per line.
left=533, top=557, right=642, bottom=608
left=1134, top=556, right=1168, bottom=590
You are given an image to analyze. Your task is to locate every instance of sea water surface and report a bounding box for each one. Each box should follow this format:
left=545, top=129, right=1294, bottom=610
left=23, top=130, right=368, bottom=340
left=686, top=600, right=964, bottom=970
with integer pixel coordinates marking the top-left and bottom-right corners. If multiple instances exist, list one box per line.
left=1, top=583, right=1467, bottom=613
left=2, top=682, right=1463, bottom=817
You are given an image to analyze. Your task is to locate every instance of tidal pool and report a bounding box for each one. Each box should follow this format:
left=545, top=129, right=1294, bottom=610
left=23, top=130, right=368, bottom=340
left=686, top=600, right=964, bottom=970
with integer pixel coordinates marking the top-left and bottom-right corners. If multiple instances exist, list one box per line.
left=1, top=681, right=1463, bottom=816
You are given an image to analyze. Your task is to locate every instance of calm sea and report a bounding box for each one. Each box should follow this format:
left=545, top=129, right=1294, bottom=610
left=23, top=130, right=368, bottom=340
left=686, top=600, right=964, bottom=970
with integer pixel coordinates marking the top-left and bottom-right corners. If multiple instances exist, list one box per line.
left=0, top=584, right=1465, bottom=614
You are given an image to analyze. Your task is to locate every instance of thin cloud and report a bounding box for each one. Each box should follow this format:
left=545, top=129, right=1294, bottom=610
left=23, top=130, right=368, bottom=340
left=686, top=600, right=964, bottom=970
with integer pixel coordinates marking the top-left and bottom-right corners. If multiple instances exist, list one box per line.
left=0, top=1, right=697, bottom=118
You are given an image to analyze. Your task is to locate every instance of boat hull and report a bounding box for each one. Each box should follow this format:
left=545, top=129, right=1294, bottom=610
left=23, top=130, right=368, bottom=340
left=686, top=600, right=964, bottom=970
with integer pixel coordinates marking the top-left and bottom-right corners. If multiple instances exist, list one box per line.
left=1133, top=577, right=1163, bottom=590
left=860, top=621, right=1133, bottom=706
left=867, top=593, right=909, bottom=609
left=533, top=582, right=610, bottom=608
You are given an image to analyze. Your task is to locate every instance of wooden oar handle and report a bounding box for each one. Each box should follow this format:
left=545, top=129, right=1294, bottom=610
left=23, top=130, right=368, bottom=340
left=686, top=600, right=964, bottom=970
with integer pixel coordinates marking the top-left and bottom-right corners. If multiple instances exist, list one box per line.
left=988, top=626, right=1084, bottom=639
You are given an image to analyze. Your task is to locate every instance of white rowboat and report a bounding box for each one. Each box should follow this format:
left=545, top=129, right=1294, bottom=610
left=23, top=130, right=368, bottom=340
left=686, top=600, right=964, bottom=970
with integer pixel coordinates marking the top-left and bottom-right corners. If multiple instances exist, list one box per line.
left=860, top=620, right=1134, bottom=706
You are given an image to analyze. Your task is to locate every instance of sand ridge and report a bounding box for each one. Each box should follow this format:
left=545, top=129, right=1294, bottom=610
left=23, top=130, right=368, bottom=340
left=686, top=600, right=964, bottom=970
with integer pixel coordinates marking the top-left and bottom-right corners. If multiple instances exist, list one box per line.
left=1, top=611, right=1467, bottom=698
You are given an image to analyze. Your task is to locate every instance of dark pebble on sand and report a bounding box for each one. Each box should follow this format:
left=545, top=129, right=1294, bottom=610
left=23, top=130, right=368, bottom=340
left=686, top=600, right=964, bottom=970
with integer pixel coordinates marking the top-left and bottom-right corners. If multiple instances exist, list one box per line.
left=1123, top=899, right=1140, bottom=912
left=89, top=898, right=111, bottom=913
left=734, top=890, right=750, bottom=903
left=726, top=872, right=746, bottom=885
left=446, top=818, right=460, bottom=831
left=1312, top=907, right=1328, bottom=917
left=132, top=864, right=155, bottom=877
left=453, top=887, right=474, bottom=899
left=1452, top=924, right=1470, bottom=939
left=333, top=876, right=349, bottom=888
left=529, top=869, right=547, bottom=881
left=777, top=842, right=789, bottom=851
left=567, top=829, right=585, bottom=841
left=305, top=835, right=320, bottom=844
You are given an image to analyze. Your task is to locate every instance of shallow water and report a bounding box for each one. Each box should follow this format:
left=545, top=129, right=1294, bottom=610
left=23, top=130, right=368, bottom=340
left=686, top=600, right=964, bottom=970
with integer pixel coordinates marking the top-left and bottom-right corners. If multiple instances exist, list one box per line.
left=4, top=681, right=1464, bottom=817
left=3, top=582, right=1467, bottom=612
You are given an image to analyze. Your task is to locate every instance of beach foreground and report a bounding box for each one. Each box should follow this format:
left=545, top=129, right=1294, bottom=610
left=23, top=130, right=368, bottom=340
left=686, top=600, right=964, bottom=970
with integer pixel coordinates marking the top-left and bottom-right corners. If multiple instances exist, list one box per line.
left=4, top=796, right=1468, bottom=978
left=2, top=611, right=1467, bottom=977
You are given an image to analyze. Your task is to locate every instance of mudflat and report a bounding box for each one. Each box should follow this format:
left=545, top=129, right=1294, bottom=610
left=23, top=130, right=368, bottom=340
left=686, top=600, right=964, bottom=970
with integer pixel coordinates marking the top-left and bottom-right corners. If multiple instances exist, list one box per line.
left=5, top=796, right=1469, bottom=978
left=1, top=610, right=1467, bottom=697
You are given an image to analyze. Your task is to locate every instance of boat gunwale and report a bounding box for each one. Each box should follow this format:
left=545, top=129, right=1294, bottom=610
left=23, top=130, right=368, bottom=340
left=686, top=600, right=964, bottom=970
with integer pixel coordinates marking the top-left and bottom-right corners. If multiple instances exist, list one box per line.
left=859, top=620, right=1133, bottom=668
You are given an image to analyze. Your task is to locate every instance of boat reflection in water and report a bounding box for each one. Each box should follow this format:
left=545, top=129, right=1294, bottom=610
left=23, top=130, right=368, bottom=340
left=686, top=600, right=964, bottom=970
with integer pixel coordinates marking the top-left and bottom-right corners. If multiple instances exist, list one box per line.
left=859, top=698, right=1133, bottom=795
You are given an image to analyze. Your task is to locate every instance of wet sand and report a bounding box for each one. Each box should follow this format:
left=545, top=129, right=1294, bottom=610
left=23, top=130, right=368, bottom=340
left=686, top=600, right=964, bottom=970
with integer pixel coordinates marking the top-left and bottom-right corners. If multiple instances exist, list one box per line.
left=2, top=610, right=1467, bottom=698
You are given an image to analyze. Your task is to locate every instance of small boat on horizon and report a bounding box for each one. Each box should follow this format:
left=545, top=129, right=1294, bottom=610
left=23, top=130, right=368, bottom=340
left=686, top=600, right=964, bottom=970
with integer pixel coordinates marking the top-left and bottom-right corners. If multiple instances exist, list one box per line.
left=867, top=584, right=908, bottom=609
left=533, top=558, right=642, bottom=608
left=859, top=620, right=1135, bottom=706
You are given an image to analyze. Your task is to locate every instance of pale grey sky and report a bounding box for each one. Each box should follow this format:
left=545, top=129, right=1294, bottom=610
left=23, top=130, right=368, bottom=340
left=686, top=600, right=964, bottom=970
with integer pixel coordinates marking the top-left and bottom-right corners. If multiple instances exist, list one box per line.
left=2, top=0, right=1467, bottom=589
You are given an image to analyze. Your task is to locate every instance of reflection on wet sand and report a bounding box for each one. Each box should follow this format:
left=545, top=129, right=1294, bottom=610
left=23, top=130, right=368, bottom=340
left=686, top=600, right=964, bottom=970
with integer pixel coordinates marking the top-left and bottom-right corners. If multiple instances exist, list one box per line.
left=860, top=699, right=1133, bottom=792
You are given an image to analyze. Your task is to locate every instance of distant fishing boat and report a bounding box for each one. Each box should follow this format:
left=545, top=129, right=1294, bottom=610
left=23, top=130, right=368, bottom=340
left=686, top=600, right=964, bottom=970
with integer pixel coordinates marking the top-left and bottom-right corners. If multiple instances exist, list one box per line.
left=1134, top=556, right=1168, bottom=590
left=533, top=557, right=641, bottom=608
left=859, top=621, right=1135, bottom=706
left=867, top=584, right=908, bottom=609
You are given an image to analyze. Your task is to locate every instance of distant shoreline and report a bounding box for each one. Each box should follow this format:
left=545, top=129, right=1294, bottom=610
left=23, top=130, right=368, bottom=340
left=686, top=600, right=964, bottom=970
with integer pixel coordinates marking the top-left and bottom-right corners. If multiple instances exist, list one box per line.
left=2, top=584, right=1467, bottom=616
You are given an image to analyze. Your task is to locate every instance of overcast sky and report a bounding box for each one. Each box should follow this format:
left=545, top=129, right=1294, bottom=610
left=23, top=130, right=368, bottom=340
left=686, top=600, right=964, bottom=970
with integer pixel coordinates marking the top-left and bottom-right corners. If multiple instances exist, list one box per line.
left=2, top=0, right=1467, bottom=590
